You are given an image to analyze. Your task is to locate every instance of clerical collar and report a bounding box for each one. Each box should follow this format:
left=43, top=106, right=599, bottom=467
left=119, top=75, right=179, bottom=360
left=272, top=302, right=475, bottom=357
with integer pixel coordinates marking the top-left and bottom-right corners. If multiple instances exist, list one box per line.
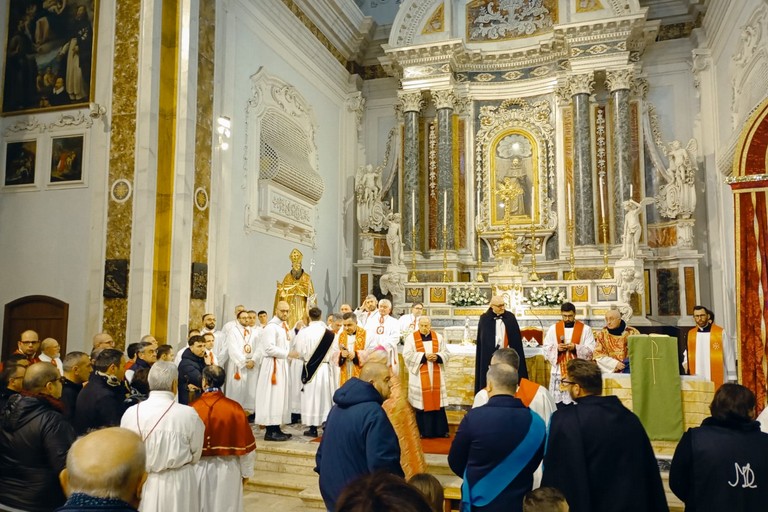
left=204, top=387, right=221, bottom=393
left=494, top=315, right=504, bottom=320
left=420, top=331, right=432, bottom=339
left=607, top=320, right=626, bottom=336
left=563, top=321, right=575, bottom=328
left=698, top=324, right=712, bottom=333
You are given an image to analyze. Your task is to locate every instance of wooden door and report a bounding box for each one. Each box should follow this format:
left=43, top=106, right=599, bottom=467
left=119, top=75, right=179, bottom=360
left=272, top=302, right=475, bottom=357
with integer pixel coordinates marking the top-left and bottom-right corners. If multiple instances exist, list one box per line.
left=2, top=296, right=69, bottom=360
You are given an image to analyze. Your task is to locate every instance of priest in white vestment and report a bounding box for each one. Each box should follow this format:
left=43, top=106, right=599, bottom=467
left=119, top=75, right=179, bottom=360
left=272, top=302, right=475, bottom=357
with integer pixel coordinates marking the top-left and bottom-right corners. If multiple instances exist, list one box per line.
left=254, top=301, right=299, bottom=441
left=403, top=316, right=450, bottom=438
left=295, top=307, right=336, bottom=437
left=355, top=294, right=378, bottom=326
left=224, top=310, right=259, bottom=414
left=398, top=302, right=424, bottom=337
left=363, top=299, right=401, bottom=373
left=542, top=302, right=595, bottom=405
left=120, top=361, right=204, bottom=512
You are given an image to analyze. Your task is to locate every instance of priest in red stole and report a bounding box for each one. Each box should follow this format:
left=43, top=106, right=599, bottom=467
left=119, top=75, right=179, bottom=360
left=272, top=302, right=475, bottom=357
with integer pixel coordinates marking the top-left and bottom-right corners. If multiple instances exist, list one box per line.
left=474, top=296, right=526, bottom=394
left=403, top=316, right=450, bottom=438
left=684, top=305, right=729, bottom=389
left=193, top=365, right=256, bottom=512
left=543, top=302, right=595, bottom=405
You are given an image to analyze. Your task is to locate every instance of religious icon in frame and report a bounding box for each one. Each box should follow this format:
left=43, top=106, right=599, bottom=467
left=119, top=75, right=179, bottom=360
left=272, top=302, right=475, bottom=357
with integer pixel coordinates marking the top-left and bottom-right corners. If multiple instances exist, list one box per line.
left=3, top=139, right=37, bottom=188
left=490, top=129, right=539, bottom=226
left=2, top=0, right=99, bottom=115
left=49, top=134, right=85, bottom=185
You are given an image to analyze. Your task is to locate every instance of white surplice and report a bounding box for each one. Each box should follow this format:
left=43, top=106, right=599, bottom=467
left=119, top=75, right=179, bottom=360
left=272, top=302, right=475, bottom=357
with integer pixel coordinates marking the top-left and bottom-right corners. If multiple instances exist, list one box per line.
left=542, top=323, right=595, bottom=405
left=195, top=453, right=255, bottom=512
left=402, top=331, right=449, bottom=410
left=38, top=353, right=63, bottom=375
left=295, top=321, right=336, bottom=426
left=224, top=325, right=259, bottom=412
left=121, top=390, right=205, bottom=512
left=364, top=313, right=401, bottom=373
left=398, top=313, right=420, bottom=334
left=253, top=317, right=291, bottom=426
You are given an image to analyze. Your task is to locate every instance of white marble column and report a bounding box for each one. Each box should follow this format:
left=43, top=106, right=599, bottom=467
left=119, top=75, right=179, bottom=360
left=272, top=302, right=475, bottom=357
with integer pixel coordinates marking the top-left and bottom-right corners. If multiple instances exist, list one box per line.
left=432, top=89, right=455, bottom=249
left=606, top=68, right=634, bottom=238
left=569, top=72, right=596, bottom=245
left=399, top=91, right=425, bottom=251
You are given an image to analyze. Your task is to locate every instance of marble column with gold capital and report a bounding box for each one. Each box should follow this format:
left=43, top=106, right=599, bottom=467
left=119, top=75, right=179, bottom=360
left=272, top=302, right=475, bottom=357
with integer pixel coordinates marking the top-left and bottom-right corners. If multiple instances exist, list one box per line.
left=432, top=89, right=455, bottom=249
left=568, top=72, right=596, bottom=245
left=399, top=91, right=425, bottom=251
left=606, top=67, right=634, bottom=238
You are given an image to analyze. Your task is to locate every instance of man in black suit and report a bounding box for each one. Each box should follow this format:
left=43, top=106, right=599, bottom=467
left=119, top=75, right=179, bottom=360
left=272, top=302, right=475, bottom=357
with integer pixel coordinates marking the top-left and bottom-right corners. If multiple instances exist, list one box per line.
left=474, top=295, right=526, bottom=393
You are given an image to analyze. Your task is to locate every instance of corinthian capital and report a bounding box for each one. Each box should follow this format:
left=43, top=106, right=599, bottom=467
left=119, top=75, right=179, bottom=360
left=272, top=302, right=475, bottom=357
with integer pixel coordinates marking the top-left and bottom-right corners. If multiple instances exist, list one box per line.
left=567, top=72, right=595, bottom=96
left=606, top=68, right=634, bottom=92
left=398, top=91, right=426, bottom=113
left=431, top=89, right=456, bottom=110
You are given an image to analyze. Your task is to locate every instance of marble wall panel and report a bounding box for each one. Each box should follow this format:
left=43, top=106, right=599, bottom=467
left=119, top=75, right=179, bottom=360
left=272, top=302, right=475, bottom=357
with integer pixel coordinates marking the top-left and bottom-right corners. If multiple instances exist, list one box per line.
left=656, top=268, right=681, bottom=316
left=437, top=108, right=453, bottom=248
left=572, top=94, right=595, bottom=245
left=403, top=111, right=419, bottom=249
left=612, top=89, right=632, bottom=237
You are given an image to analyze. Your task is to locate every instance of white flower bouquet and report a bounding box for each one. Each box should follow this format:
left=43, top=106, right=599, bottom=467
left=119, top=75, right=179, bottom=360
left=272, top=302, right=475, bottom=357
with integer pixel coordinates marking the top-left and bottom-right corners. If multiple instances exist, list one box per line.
left=526, top=286, right=566, bottom=307
left=449, top=284, right=488, bottom=306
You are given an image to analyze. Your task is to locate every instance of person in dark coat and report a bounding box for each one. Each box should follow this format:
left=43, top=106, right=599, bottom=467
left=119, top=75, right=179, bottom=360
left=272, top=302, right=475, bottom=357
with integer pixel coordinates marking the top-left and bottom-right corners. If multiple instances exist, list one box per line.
left=670, top=383, right=768, bottom=511
left=315, top=362, right=403, bottom=511
left=178, top=335, right=208, bottom=405
left=541, top=359, right=667, bottom=512
left=0, top=363, right=76, bottom=512
left=449, top=363, right=545, bottom=512
left=74, top=349, right=129, bottom=435
left=57, top=427, right=147, bottom=512
left=60, top=351, right=92, bottom=421
left=475, top=295, right=526, bottom=393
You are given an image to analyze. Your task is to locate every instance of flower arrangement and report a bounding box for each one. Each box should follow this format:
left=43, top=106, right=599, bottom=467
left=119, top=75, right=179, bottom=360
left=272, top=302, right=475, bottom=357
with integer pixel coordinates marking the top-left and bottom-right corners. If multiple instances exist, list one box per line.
left=526, top=286, right=566, bottom=307
left=448, top=284, right=488, bottom=306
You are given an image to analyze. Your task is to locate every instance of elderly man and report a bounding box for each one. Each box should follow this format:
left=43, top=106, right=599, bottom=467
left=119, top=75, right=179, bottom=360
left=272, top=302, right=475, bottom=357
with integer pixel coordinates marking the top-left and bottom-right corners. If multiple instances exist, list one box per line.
left=126, top=342, right=156, bottom=383
left=14, top=329, right=41, bottom=364
left=475, top=296, right=526, bottom=393
left=594, top=307, right=640, bottom=374
left=224, top=309, right=259, bottom=416
left=364, top=298, right=400, bottom=372
left=60, top=351, right=92, bottom=420
left=75, top=348, right=129, bottom=435
left=93, top=332, right=115, bottom=351
left=449, top=363, right=545, bottom=512
left=542, top=302, right=595, bottom=405
left=296, top=307, right=337, bottom=437
left=192, top=365, right=256, bottom=512
left=58, top=427, right=147, bottom=512
left=121, top=361, right=204, bottom=512
left=403, top=316, right=450, bottom=438
left=39, top=337, right=64, bottom=374
left=0, top=363, right=76, bottom=512
left=315, top=362, right=403, bottom=510
left=542, top=360, right=667, bottom=512
left=255, top=301, right=300, bottom=441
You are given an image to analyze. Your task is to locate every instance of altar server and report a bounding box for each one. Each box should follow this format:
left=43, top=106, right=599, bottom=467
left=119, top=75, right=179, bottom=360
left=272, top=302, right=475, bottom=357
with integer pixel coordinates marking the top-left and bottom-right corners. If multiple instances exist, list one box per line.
left=224, top=309, right=259, bottom=414
left=296, top=307, right=336, bottom=438
left=474, top=295, right=526, bottom=394
left=403, top=316, right=450, bottom=438
left=542, top=302, right=594, bottom=404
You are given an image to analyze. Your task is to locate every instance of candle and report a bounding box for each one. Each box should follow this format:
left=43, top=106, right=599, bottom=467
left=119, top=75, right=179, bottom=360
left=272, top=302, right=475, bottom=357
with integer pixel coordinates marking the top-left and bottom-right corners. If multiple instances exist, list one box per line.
left=443, top=190, right=448, bottom=228
left=531, top=186, right=535, bottom=210
left=599, top=177, right=606, bottom=219
left=411, top=191, right=415, bottom=230
left=390, top=197, right=394, bottom=211
left=567, top=183, right=574, bottom=221
left=629, top=184, right=633, bottom=199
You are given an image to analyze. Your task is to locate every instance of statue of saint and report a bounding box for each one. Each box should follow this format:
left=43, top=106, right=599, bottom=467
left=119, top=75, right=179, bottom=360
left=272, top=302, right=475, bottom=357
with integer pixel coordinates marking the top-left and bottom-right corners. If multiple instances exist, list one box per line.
left=656, top=139, right=699, bottom=219
left=621, top=198, right=654, bottom=260
left=274, top=248, right=316, bottom=328
left=386, top=213, right=405, bottom=267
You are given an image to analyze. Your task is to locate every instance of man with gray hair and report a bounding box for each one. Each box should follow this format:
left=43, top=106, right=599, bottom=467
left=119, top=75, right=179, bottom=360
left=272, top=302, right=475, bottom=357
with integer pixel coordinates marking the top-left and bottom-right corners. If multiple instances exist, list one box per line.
left=120, top=361, right=204, bottom=512
left=449, top=363, right=546, bottom=512
left=58, top=427, right=147, bottom=511
left=60, top=350, right=92, bottom=420
left=38, top=337, right=63, bottom=374
left=363, top=298, right=400, bottom=372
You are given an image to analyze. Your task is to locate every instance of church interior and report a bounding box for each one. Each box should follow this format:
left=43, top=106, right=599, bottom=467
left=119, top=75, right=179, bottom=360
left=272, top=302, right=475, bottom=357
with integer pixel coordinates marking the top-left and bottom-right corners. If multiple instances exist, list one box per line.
left=2, top=0, right=768, bottom=510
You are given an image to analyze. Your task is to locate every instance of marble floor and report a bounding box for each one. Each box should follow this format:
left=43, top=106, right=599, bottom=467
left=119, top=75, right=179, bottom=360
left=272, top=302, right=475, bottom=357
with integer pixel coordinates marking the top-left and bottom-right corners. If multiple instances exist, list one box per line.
left=242, top=490, right=309, bottom=511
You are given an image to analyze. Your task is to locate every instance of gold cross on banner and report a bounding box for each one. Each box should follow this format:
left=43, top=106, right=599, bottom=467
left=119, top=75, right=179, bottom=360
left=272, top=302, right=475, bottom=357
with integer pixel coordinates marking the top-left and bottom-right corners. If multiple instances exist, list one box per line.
left=645, top=339, right=661, bottom=385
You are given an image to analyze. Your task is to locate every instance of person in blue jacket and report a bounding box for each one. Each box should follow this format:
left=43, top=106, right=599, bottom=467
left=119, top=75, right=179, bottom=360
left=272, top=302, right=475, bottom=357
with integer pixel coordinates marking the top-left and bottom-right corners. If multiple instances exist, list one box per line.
left=315, top=361, right=403, bottom=510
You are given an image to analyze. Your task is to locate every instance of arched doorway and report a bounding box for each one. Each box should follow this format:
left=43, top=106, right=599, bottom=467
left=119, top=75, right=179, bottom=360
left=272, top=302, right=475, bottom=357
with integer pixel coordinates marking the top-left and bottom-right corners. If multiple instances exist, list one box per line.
left=2, top=296, right=69, bottom=359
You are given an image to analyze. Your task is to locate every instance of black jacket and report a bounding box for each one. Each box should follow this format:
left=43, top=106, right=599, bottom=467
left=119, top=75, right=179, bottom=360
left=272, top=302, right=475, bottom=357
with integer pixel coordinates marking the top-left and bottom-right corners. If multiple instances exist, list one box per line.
left=0, top=393, right=76, bottom=512
left=60, top=377, right=83, bottom=421
left=178, top=350, right=206, bottom=405
left=474, top=308, right=526, bottom=392
left=56, top=493, right=139, bottom=511
left=74, top=373, right=129, bottom=435
left=670, top=416, right=768, bottom=511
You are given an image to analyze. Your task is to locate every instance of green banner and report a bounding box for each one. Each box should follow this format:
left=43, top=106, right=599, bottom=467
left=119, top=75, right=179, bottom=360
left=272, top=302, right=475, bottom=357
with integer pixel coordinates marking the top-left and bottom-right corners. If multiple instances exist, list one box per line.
left=628, top=335, right=684, bottom=441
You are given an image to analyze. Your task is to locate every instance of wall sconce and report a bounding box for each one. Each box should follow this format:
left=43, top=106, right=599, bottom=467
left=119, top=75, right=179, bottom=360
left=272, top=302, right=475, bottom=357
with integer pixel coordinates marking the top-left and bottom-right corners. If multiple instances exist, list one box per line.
left=216, top=116, right=231, bottom=150
left=89, top=102, right=106, bottom=119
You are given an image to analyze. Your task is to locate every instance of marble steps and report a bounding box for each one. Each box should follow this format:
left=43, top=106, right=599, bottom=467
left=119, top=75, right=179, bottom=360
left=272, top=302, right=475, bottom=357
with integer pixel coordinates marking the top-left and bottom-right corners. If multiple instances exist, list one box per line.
left=247, top=469, right=318, bottom=499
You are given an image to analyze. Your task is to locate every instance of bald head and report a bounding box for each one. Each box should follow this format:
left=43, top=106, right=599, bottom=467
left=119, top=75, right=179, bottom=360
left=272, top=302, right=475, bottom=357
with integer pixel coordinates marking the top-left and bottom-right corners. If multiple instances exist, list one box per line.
left=41, top=338, right=60, bottom=358
left=18, top=330, right=40, bottom=357
left=61, top=427, right=146, bottom=506
left=360, top=362, right=392, bottom=400
left=92, top=332, right=115, bottom=350
left=22, top=362, right=61, bottom=397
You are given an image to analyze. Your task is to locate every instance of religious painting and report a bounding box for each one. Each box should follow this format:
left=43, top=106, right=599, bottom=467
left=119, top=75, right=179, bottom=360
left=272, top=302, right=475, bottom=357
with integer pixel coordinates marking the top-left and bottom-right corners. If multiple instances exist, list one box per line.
left=48, top=134, right=84, bottom=185
left=103, top=259, right=128, bottom=299
left=2, top=0, right=99, bottom=115
left=3, top=139, right=38, bottom=188
left=490, top=129, right=538, bottom=225
left=466, top=0, right=558, bottom=42
left=575, top=0, right=603, bottom=13
left=190, top=262, right=208, bottom=300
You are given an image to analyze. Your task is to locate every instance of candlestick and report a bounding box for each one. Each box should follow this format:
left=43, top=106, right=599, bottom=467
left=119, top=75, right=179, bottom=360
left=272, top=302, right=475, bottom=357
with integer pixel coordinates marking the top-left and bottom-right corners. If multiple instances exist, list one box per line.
left=529, top=221, right=540, bottom=282
left=599, top=177, right=606, bottom=219
left=443, top=190, right=448, bottom=229
left=567, top=183, right=574, bottom=221
left=442, top=225, right=449, bottom=282
left=410, top=191, right=415, bottom=231
left=409, top=226, right=418, bottom=282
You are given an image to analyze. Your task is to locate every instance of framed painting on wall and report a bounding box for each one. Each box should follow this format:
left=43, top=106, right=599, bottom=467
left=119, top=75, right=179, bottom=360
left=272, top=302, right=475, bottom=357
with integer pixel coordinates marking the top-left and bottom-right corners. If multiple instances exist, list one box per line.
left=2, top=139, right=38, bottom=189
left=2, top=0, right=99, bottom=115
left=48, top=133, right=85, bottom=186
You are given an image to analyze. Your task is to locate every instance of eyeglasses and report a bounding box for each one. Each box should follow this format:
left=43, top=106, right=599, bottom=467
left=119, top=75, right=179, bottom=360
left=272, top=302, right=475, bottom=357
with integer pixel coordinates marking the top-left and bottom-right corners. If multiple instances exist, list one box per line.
left=561, top=380, right=576, bottom=385
left=19, top=341, right=38, bottom=345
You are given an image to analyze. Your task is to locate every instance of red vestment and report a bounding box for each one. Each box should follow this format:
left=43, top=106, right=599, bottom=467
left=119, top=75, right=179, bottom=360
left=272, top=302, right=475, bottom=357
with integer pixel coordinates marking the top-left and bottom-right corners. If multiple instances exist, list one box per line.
left=192, top=391, right=256, bottom=457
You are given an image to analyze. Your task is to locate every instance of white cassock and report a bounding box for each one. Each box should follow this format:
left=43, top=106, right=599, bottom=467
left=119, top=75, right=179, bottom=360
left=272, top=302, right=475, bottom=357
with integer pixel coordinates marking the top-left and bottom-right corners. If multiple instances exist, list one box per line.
left=364, top=314, right=401, bottom=373
left=196, top=454, right=254, bottom=512
left=402, top=331, right=449, bottom=410
left=543, top=322, right=595, bottom=405
left=202, top=328, right=228, bottom=368
left=121, top=390, right=205, bottom=512
left=398, top=313, right=420, bottom=334
left=295, top=320, right=336, bottom=426
left=38, top=354, right=63, bottom=375
left=356, top=309, right=378, bottom=327
left=287, top=327, right=303, bottom=417
left=224, top=325, right=259, bottom=412
left=254, top=317, right=292, bottom=426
